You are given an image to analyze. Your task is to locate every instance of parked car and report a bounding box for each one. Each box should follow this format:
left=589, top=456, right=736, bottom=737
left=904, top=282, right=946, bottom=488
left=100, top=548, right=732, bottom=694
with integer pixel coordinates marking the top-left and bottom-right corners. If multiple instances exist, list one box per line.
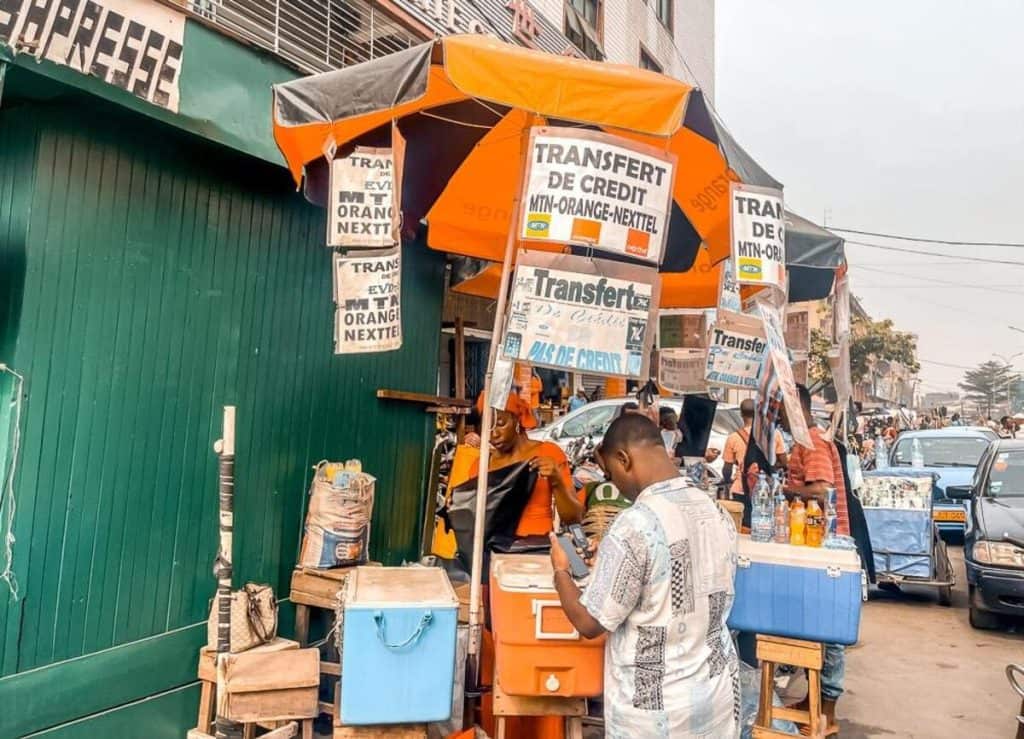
left=528, top=396, right=743, bottom=474
left=947, top=439, right=1024, bottom=629
left=886, top=428, right=995, bottom=536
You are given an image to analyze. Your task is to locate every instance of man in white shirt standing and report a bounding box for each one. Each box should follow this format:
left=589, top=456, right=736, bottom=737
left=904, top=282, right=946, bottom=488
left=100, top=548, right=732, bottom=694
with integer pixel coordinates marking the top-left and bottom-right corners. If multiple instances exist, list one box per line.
left=550, top=413, right=740, bottom=738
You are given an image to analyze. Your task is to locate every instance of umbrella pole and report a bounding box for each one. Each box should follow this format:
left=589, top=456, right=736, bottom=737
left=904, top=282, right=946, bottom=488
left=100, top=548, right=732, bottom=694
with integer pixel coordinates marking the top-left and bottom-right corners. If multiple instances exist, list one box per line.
left=213, top=406, right=242, bottom=739
left=467, top=122, right=533, bottom=689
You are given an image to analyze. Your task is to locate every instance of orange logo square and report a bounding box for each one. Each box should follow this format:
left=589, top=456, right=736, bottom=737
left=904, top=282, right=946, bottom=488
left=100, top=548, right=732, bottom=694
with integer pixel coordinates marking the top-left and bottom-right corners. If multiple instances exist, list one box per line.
left=571, top=218, right=601, bottom=243
left=626, top=229, right=650, bottom=257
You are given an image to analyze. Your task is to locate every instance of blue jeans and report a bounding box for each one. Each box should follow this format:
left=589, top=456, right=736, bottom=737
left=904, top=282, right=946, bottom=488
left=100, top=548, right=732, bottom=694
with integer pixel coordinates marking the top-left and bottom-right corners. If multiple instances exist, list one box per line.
left=822, top=643, right=846, bottom=701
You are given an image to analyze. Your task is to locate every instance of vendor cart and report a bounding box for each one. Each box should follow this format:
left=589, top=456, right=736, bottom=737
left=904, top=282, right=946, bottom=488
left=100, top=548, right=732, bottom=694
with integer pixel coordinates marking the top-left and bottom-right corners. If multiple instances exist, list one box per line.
left=861, top=471, right=954, bottom=606
left=872, top=521, right=955, bottom=607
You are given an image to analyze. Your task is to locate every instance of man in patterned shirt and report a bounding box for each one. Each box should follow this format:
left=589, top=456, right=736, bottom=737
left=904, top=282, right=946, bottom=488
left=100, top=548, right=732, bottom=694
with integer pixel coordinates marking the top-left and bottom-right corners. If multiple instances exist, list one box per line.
left=549, top=413, right=740, bottom=738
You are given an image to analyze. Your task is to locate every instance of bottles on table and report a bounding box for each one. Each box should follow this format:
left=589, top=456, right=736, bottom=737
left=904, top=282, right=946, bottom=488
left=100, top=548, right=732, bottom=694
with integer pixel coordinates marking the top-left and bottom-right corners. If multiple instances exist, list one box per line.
left=751, top=472, right=774, bottom=543
left=824, top=486, right=838, bottom=544
left=773, top=486, right=790, bottom=544
left=874, top=433, right=888, bottom=470
left=789, top=499, right=806, bottom=546
left=805, top=498, right=824, bottom=547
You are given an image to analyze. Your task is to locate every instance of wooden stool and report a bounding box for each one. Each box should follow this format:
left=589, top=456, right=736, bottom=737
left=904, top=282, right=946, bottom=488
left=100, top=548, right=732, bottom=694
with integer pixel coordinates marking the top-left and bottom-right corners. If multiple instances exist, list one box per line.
left=491, top=676, right=587, bottom=739
left=752, top=635, right=827, bottom=739
left=195, top=638, right=303, bottom=736
left=333, top=724, right=427, bottom=738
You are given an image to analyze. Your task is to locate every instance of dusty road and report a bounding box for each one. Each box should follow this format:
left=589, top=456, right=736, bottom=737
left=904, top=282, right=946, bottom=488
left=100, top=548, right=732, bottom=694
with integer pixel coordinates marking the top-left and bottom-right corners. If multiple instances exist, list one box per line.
left=836, top=545, right=1023, bottom=738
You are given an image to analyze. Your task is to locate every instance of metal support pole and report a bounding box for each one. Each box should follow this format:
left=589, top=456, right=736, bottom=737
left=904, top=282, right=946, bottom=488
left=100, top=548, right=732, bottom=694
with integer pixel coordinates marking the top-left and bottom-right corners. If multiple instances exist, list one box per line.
left=466, top=120, right=533, bottom=688
left=214, top=406, right=242, bottom=739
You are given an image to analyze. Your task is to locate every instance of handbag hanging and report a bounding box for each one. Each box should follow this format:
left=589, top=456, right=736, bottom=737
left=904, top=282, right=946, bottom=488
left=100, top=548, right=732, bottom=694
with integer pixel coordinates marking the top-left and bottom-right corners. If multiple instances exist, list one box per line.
left=207, top=583, right=279, bottom=653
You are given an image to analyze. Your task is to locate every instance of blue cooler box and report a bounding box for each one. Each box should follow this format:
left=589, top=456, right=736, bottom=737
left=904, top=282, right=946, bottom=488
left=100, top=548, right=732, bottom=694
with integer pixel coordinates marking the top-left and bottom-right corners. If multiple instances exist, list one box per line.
left=341, top=566, right=458, bottom=725
left=728, top=537, right=862, bottom=645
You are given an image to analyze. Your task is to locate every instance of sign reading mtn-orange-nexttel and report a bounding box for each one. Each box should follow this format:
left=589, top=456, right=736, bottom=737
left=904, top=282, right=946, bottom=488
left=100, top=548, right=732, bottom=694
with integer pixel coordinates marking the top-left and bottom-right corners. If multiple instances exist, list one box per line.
left=519, top=127, right=676, bottom=265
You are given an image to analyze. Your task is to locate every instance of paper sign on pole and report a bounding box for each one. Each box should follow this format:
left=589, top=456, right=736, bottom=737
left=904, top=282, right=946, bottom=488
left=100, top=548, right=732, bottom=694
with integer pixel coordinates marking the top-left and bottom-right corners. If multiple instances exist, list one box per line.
left=752, top=357, right=784, bottom=466
left=327, top=147, right=400, bottom=247
left=704, top=311, right=767, bottom=390
left=659, top=311, right=708, bottom=350
left=519, top=128, right=676, bottom=264
left=658, top=349, right=706, bottom=394
left=731, top=183, right=786, bottom=291
left=501, top=251, right=659, bottom=378
left=718, top=258, right=743, bottom=313
left=333, top=249, right=402, bottom=354
left=770, top=348, right=812, bottom=449
left=785, top=309, right=810, bottom=353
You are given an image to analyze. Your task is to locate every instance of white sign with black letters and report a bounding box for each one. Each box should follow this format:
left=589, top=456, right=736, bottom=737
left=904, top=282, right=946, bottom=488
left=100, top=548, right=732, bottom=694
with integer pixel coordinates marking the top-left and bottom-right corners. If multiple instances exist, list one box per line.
left=658, top=348, right=706, bottom=394
left=704, top=311, right=767, bottom=390
left=328, top=147, right=399, bottom=248
left=0, top=0, right=185, bottom=111
left=502, top=251, right=660, bottom=378
left=520, top=128, right=676, bottom=264
left=731, top=182, right=786, bottom=291
left=333, top=248, right=402, bottom=354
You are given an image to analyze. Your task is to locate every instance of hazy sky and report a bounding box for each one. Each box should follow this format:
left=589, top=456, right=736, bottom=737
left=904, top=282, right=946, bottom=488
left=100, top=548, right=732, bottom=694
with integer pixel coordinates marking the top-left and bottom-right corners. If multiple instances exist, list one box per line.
left=716, top=2, right=1024, bottom=396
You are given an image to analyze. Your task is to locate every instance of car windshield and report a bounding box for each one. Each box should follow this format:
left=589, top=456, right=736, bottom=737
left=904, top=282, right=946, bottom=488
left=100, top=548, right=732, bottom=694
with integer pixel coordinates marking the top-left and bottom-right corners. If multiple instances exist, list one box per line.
left=892, top=436, right=989, bottom=468
left=987, top=450, right=1024, bottom=497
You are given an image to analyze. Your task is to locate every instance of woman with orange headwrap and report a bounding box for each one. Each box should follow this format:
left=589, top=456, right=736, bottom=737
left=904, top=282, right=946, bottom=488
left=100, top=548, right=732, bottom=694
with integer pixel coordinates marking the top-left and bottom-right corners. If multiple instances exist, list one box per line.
left=470, top=392, right=583, bottom=532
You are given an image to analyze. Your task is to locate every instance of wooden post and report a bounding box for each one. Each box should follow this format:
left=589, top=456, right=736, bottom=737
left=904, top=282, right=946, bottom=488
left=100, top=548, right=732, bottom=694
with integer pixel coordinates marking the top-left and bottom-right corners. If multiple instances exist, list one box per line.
left=454, top=316, right=467, bottom=443
left=467, top=121, right=534, bottom=686
left=213, top=406, right=243, bottom=739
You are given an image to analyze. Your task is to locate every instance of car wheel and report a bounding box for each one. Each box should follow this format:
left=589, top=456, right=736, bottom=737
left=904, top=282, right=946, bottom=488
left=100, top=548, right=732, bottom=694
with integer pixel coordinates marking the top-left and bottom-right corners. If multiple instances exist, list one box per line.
left=969, top=604, right=1001, bottom=630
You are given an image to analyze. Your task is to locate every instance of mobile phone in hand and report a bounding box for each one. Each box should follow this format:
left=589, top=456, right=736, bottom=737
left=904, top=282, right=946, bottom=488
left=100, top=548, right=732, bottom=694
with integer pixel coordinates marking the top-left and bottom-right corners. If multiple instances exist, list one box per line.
left=557, top=531, right=590, bottom=579
left=568, top=523, right=589, bottom=554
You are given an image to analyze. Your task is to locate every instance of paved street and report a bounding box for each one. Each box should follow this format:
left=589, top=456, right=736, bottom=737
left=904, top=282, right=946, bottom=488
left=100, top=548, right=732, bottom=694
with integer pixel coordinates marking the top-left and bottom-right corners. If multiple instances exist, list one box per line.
left=837, top=545, right=1022, bottom=738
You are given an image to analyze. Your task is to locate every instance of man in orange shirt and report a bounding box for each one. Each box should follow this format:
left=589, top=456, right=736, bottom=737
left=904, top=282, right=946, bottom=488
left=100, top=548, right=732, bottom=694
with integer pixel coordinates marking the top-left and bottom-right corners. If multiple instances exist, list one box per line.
left=722, top=399, right=788, bottom=498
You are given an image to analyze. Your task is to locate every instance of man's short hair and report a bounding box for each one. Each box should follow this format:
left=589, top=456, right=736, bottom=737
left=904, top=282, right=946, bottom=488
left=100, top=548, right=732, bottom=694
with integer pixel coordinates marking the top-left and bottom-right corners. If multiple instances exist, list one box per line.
left=795, top=383, right=812, bottom=413
left=602, top=413, right=663, bottom=456
left=739, top=398, right=755, bottom=419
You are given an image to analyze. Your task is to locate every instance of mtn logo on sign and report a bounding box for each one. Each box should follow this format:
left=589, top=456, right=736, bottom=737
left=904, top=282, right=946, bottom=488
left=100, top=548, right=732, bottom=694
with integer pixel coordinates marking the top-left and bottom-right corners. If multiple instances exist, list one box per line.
left=525, top=212, right=550, bottom=238
left=738, top=258, right=763, bottom=279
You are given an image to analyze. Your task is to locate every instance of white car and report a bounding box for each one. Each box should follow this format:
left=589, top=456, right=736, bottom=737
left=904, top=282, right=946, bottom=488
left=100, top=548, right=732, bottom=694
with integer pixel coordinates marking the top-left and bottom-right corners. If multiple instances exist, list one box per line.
left=529, top=396, right=743, bottom=475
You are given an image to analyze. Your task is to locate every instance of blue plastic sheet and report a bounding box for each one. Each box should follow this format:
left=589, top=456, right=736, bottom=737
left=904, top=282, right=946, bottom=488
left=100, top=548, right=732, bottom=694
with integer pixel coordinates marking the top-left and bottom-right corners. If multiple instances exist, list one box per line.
left=863, top=508, right=932, bottom=578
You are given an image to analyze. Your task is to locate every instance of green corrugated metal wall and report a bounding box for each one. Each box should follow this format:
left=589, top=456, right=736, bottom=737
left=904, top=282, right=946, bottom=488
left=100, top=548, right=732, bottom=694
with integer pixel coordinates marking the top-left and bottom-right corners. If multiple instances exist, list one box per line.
left=0, top=97, right=445, bottom=736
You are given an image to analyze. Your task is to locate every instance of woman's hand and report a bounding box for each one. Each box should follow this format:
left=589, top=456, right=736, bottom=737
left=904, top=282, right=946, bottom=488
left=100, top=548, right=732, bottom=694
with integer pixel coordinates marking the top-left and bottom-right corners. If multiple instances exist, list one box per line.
left=529, top=455, right=562, bottom=479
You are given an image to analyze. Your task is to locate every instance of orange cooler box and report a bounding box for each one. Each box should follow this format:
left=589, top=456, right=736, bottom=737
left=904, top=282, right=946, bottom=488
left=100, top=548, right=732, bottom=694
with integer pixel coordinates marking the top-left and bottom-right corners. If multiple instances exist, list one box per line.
left=489, top=554, right=605, bottom=697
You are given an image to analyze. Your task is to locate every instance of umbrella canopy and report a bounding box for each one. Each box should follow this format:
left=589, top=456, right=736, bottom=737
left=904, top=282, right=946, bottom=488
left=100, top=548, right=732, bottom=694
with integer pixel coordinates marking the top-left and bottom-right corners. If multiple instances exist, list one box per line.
left=272, top=34, right=780, bottom=272
left=449, top=210, right=846, bottom=308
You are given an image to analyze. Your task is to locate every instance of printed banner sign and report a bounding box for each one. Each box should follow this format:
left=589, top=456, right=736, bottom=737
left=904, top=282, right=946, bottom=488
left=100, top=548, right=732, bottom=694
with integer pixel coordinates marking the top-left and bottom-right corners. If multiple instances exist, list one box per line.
left=731, top=183, right=786, bottom=290
left=752, top=359, right=784, bottom=466
left=333, top=248, right=401, bottom=354
left=519, top=128, right=676, bottom=263
left=704, top=311, right=767, bottom=390
left=501, top=251, right=659, bottom=378
left=659, top=311, right=707, bottom=350
left=770, top=348, right=812, bottom=449
left=328, top=147, right=399, bottom=247
left=658, top=349, right=706, bottom=394
left=0, top=0, right=185, bottom=111
left=718, top=258, right=743, bottom=313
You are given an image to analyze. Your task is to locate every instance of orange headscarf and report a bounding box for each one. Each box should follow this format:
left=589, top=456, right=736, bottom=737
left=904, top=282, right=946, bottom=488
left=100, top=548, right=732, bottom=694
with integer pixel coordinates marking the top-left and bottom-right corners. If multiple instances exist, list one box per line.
left=476, top=391, right=537, bottom=430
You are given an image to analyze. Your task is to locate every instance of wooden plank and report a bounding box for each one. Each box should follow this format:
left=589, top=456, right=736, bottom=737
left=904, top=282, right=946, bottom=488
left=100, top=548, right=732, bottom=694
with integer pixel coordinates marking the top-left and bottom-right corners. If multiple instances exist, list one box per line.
left=290, top=566, right=358, bottom=609
left=376, top=389, right=472, bottom=407
left=334, top=724, right=427, bottom=738
left=492, top=677, right=587, bottom=717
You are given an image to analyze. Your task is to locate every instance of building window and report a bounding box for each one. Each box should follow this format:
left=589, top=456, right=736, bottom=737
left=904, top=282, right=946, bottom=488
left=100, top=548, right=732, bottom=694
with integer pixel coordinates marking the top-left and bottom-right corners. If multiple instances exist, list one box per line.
left=639, top=48, right=662, bottom=72
left=565, top=0, right=603, bottom=60
left=655, top=0, right=671, bottom=32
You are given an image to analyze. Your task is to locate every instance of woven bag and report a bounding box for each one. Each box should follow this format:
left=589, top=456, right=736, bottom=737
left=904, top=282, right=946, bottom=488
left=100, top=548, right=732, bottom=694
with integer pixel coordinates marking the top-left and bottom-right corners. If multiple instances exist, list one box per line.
left=207, top=583, right=278, bottom=653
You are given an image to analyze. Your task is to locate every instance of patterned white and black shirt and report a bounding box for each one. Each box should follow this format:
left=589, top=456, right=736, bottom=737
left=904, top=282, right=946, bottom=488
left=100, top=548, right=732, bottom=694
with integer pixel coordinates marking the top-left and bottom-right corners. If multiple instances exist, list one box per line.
left=580, top=476, right=740, bottom=738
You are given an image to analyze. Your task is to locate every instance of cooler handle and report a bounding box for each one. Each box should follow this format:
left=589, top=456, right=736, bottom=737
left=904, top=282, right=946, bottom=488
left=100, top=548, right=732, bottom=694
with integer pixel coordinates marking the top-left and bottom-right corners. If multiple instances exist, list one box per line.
left=532, top=599, right=579, bottom=641
left=373, top=610, right=433, bottom=650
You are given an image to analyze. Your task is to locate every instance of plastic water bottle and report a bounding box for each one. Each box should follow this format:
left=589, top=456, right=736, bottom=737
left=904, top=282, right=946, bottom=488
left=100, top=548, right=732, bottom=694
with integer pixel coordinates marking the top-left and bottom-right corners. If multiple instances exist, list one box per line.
left=911, top=438, right=925, bottom=468
left=751, top=473, right=774, bottom=542
left=874, top=434, right=888, bottom=470
left=824, top=486, right=838, bottom=543
left=773, top=487, right=790, bottom=544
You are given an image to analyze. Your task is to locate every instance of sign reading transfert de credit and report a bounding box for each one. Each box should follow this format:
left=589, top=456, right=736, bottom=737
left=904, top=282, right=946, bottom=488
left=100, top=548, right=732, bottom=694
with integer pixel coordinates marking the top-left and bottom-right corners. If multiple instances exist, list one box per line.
left=333, top=248, right=401, bottom=354
left=328, top=147, right=399, bottom=248
left=520, top=128, right=676, bottom=264
left=501, top=252, right=659, bottom=378
left=704, top=311, right=767, bottom=390
left=731, top=183, right=786, bottom=290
